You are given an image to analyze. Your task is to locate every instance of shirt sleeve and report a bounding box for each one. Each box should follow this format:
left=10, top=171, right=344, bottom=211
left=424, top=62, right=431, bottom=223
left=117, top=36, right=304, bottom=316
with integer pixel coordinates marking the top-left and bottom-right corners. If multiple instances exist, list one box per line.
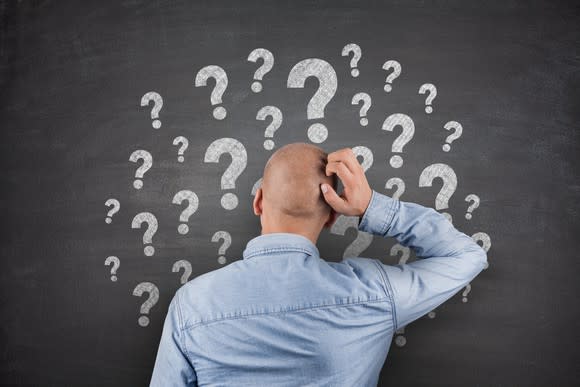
left=149, top=290, right=197, bottom=387
left=358, top=190, right=487, bottom=330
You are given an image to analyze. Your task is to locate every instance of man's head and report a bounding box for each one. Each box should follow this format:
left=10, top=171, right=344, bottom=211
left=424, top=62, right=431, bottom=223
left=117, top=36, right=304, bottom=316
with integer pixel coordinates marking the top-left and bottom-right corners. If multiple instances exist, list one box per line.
left=252, top=143, right=338, bottom=244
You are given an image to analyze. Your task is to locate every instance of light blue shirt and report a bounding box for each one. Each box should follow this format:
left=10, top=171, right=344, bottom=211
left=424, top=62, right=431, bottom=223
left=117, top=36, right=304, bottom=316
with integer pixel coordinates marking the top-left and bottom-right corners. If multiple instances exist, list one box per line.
left=150, top=190, right=487, bottom=386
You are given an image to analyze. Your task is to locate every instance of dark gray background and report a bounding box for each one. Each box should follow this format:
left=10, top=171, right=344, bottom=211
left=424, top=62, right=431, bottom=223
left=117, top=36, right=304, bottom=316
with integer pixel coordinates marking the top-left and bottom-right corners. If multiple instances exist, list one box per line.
left=1, top=0, right=579, bottom=386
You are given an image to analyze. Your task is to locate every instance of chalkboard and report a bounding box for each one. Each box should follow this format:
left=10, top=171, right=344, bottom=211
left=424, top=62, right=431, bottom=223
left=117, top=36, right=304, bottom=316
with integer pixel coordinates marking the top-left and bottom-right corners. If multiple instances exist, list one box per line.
left=1, top=1, right=579, bottom=386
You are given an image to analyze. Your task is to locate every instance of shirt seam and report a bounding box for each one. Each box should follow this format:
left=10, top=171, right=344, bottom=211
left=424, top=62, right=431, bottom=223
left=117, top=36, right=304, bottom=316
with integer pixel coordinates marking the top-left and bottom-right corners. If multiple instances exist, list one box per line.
left=372, top=260, right=399, bottom=331
left=244, top=246, right=315, bottom=259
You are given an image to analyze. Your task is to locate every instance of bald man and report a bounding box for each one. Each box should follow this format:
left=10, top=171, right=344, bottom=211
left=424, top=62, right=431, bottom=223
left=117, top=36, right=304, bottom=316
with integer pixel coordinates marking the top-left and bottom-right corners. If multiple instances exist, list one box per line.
left=150, top=143, right=487, bottom=387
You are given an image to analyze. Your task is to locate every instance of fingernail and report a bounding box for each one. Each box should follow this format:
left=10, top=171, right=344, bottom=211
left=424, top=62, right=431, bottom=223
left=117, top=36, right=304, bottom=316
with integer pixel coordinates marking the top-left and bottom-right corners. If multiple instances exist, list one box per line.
left=321, top=184, right=328, bottom=193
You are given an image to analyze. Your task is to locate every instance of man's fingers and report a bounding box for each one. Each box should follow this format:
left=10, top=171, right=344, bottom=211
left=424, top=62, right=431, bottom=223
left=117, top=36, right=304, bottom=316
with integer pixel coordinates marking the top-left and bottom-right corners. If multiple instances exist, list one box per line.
left=327, top=148, right=362, bottom=175
left=326, top=161, right=355, bottom=186
left=320, top=183, right=347, bottom=213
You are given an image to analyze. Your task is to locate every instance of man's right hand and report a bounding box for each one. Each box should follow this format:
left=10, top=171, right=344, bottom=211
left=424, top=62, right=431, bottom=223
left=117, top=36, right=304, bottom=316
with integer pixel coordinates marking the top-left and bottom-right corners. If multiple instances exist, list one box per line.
left=321, top=148, right=373, bottom=218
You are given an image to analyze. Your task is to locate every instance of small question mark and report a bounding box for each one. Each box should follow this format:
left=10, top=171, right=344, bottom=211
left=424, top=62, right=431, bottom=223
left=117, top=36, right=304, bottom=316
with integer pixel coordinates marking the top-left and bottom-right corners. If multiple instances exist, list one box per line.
left=351, top=146, right=373, bottom=172
left=251, top=177, right=263, bottom=196
left=472, top=232, right=491, bottom=269
left=442, top=121, right=463, bottom=152
left=394, top=326, right=407, bottom=347
left=385, top=177, right=405, bottom=200
left=132, top=282, right=159, bottom=327
left=172, top=260, right=193, bottom=284
left=382, top=60, right=401, bottom=92
left=330, top=215, right=374, bottom=258
left=351, top=92, right=372, bottom=126
left=212, top=231, right=232, bottom=265
left=341, top=43, right=362, bottom=77
left=462, top=283, right=472, bottom=303
left=382, top=113, right=415, bottom=168
left=105, top=198, right=120, bottom=224
left=390, top=244, right=410, bottom=264
left=287, top=58, right=338, bottom=143
left=247, top=48, right=274, bottom=93
left=465, top=194, right=480, bottom=220
left=195, top=65, right=228, bottom=120
left=418, top=83, right=437, bottom=114
left=140, top=91, right=163, bottom=129
left=256, top=106, right=283, bottom=151
left=418, top=163, right=458, bottom=217
left=173, top=136, right=189, bottom=163
left=131, top=212, right=158, bottom=256
left=172, top=190, right=199, bottom=235
left=204, top=138, right=247, bottom=210
left=129, top=150, right=153, bottom=190
left=104, top=256, right=120, bottom=282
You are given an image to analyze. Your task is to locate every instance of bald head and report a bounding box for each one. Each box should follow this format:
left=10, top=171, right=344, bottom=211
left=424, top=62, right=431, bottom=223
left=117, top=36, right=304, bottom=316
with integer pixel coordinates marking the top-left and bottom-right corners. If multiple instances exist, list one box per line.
left=260, top=143, right=337, bottom=219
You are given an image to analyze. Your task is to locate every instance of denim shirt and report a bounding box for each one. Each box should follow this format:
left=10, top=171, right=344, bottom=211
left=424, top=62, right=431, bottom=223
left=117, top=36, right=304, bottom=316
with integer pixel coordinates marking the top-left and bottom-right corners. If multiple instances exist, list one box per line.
left=150, top=191, right=487, bottom=387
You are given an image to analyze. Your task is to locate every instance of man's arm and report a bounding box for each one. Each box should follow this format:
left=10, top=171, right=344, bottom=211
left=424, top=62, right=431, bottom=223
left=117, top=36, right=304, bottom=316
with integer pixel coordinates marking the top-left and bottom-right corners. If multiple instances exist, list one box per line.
left=149, top=290, right=197, bottom=387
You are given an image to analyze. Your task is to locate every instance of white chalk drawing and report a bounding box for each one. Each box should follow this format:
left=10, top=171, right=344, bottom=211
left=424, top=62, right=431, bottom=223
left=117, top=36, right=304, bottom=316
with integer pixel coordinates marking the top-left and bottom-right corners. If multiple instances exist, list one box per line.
left=247, top=48, right=274, bottom=93
left=418, top=83, right=437, bottom=114
left=394, top=327, right=407, bottom=347
left=472, top=232, right=491, bottom=269
left=131, top=212, right=158, bottom=256
left=382, top=113, right=415, bottom=168
left=129, top=150, right=153, bottom=190
left=418, top=163, right=458, bottom=211
left=462, top=283, right=472, bottom=303
left=251, top=177, right=263, bottom=196
left=330, top=215, right=373, bottom=258
left=140, top=91, right=163, bottom=129
left=390, top=244, right=411, bottom=264
left=195, top=65, right=228, bottom=120
left=341, top=43, right=362, bottom=77
left=287, top=58, right=337, bottom=143
left=105, top=198, right=120, bottom=224
left=442, top=121, right=463, bottom=152
left=104, top=256, right=120, bottom=282
left=465, top=194, right=480, bottom=220
left=212, top=231, right=232, bottom=265
left=204, top=138, right=247, bottom=210
left=351, top=92, right=371, bottom=126
left=382, top=60, right=401, bottom=92
left=385, top=178, right=405, bottom=200
left=172, top=190, right=199, bottom=235
left=173, top=136, right=189, bottom=163
left=132, top=282, right=159, bottom=327
left=256, top=106, right=283, bottom=151
left=172, top=260, right=193, bottom=284
left=351, top=145, right=373, bottom=172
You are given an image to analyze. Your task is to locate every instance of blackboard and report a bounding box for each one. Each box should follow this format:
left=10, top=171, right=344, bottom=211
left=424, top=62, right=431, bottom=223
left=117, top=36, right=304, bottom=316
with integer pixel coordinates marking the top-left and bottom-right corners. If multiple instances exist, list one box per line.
left=1, top=1, right=579, bottom=385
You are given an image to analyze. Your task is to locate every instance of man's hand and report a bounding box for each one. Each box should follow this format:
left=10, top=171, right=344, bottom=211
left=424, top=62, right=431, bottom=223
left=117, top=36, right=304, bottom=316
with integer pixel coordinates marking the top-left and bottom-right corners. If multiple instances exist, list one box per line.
left=321, top=148, right=373, bottom=217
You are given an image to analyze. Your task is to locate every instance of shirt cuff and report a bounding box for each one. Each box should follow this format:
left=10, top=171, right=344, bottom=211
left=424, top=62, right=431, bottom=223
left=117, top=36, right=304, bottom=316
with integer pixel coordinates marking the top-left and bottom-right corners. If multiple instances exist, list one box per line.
left=358, top=190, right=398, bottom=236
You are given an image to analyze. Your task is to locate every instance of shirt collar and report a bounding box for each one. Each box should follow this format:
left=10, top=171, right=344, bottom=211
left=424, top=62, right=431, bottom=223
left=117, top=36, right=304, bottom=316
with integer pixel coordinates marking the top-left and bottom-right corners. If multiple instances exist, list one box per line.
left=243, top=232, right=320, bottom=260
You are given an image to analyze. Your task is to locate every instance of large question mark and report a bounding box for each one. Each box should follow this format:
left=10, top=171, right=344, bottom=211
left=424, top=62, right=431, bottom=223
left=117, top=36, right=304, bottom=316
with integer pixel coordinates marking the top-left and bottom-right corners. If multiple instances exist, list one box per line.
left=442, top=121, right=463, bottom=152
left=465, top=194, right=480, bottom=220
left=172, top=260, right=193, bottom=285
left=212, top=231, right=232, bottom=265
left=131, top=212, right=158, bottom=256
left=351, top=92, right=372, bottom=126
left=385, top=177, right=405, bottom=200
left=472, top=232, right=491, bottom=269
left=351, top=146, right=374, bottom=172
left=390, top=244, right=411, bottom=264
left=204, top=138, right=247, bottom=210
left=132, top=282, right=159, bottom=327
left=172, top=190, right=199, bottom=235
left=105, top=198, right=120, bottom=224
left=330, top=215, right=373, bottom=258
left=104, top=256, right=120, bottom=282
left=287, top=58, right=338, bottom=144
left=173, top=136, right=189, bottom=163
left=341, top=43, right=362, bottom=77
left=129, top=150, right=153, bottom=190
left=251, top=177, right=263, bottom=196
left=419, top=83, right=437, bottom=114
left=382, top=60, right=401, bottom=92
left=382, top=113, right=415, bottom=168
left=256, top=106, right=283, bottom=151
left=418, top=163, right=458, bottom=218
left=247, top=48, right=274, bottom=93
left=140, top=91, right=163, bottom=129
left=195, top=65, right=228, bottom=120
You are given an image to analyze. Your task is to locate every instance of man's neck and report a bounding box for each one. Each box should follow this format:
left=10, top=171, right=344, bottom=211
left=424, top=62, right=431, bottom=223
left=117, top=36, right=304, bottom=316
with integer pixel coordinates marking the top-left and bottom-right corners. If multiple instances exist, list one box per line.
left=260, top=226, right=319, bottom=245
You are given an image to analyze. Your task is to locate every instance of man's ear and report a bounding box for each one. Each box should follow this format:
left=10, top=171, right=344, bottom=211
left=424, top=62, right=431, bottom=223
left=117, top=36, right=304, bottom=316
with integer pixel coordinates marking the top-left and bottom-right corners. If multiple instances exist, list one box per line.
left=253, top=187, right=263, bottom=216
left=323, top=208, right=338, bottom=229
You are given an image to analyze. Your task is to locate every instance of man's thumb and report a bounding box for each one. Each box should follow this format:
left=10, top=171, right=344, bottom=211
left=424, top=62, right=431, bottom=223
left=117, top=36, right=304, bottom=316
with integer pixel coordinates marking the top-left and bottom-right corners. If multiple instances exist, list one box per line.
left=321, top=184, right=344, bottom=212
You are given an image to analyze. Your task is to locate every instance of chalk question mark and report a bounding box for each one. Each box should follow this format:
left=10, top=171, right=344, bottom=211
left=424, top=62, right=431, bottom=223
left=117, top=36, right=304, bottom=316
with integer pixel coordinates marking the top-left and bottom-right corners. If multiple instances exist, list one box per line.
left=391, top=244, right=411, bottom=264
left=195, top=65, right=228, bottom=120
left=105, top=198, right=120, bottom=224
left=465, top=194, right=480, bottom=220
left=442, top=121, right=463, bottom=152
left=132, top=282, right=159, bottom=327
left=247, top=48, right=274, bottom=93
left=385, top=177, right=405, bottom=200
left=204, top=138, right=247, bottom=210
left=394, top=327, right=407, bottom=347
left=172, top=190, right=199, bottom=235
left=173, top=136, right=189, bottom=163
left=462, top=283, right=472, bottom=303
left=351, top=146, right=373, bottom=172
left=250, top=177, right=263, bottom=196
left=382, top=60, right=401, bottom=92
left=341, top=43, right=362, bottom=77
left=330, top=215, right=373, bottom=258
left=351, top=92, right=372, bottom=126
left=418, top=163, right=458, bottom=217
left=287, top=58, right=338, bottom=143
left=104, top=256, right=120, bottom=282
left=382, top=113, right=415, bottom=168
left=131, top=212, right=158, bottom=256
left=172, top=260, right=193, bottom=284
left=140, top=91, right=163, bottom=129
left=472, top=232, right=491, bottom=269
left=256, top=106, right=283, bottom=151
left=419, top=83, right=437, bottom=114
left=129, top=150, right=153, bottom=190
left=212, top=231, right=232, bottom=265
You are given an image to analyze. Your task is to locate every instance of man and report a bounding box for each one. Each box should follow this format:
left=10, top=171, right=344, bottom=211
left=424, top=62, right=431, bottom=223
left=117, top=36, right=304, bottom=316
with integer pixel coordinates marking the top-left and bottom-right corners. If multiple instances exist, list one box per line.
left=150, top=143, right=487, bottom=386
